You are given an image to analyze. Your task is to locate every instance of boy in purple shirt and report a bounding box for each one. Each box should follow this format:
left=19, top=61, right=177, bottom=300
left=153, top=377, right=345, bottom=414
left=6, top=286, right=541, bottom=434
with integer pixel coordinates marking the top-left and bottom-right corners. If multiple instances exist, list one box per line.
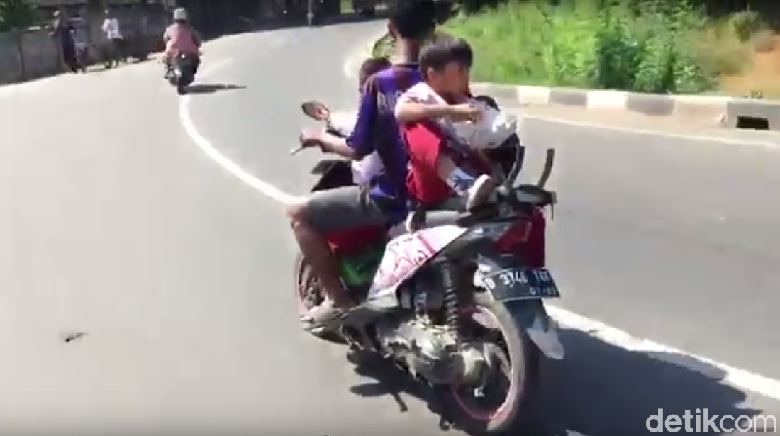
left=289, top=0, right=436, bottom=330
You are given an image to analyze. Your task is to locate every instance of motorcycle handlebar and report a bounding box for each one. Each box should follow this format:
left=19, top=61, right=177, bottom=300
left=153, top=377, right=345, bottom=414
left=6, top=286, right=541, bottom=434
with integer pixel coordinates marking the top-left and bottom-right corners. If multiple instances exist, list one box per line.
left=503, top=143, right=555, bottom=189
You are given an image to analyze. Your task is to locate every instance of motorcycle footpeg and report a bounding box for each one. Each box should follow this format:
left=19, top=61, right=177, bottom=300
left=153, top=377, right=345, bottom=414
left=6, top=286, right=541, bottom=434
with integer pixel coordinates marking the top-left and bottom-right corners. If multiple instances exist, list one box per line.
left=340, top=305, right=382, bottom=326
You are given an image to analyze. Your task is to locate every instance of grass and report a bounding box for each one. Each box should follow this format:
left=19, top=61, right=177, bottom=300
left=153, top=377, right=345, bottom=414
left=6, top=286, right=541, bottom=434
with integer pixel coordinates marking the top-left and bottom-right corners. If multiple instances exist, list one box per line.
left=373, top=0, right=780, bottom=97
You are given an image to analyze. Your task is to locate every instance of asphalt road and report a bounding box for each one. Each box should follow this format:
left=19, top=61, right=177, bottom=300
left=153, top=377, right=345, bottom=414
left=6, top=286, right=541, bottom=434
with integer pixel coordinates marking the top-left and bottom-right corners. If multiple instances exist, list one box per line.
left=1, top=19, right=780, bottom=436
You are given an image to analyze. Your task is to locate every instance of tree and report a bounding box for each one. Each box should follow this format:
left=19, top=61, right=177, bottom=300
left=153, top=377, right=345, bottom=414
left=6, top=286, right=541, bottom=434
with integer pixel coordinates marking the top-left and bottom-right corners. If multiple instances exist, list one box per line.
left=0, top=0, right=37, bottom=32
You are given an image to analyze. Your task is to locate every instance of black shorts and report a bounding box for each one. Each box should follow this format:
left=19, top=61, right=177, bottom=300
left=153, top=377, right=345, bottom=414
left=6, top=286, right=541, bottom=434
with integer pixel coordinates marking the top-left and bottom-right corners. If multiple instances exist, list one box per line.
left=304, top=186, right=389, bottom=233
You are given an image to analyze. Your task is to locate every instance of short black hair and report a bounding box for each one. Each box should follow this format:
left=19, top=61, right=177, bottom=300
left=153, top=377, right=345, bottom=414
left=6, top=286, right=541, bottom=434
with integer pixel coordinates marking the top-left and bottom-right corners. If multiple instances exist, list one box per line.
left=419, top=37, right=473, bottom=79
left=389, top=0, right=436, bottom=40
left=359, top=57, right=391, bottom=82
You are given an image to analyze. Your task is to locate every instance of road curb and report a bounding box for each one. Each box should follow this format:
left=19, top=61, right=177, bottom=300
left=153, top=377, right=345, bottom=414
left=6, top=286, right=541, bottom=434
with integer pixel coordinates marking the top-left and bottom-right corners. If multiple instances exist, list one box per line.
left=469, top=83, right=780, bottom=131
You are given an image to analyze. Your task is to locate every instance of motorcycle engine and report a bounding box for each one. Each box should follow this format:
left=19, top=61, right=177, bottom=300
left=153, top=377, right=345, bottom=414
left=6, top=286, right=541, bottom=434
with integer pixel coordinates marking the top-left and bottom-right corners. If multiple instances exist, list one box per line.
left=375, top=317, right=488, bottom=385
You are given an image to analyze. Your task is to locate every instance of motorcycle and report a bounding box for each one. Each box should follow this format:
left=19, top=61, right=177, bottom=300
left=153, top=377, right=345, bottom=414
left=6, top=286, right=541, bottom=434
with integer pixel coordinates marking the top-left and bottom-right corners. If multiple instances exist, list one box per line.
left=293, top=100, right=561, bottom=434
left=168, top=52, right=198, bottom=95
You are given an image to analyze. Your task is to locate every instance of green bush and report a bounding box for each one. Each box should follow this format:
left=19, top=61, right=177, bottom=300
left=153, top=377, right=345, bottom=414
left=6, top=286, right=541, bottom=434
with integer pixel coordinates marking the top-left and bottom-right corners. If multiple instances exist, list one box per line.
left=441, top=0, right=733, bottom=94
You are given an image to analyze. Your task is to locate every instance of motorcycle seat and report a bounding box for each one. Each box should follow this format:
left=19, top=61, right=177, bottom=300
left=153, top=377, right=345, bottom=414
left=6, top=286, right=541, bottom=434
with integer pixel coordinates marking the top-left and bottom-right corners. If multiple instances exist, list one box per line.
left=404, top=210, right=461, bottom=233
left=387, top=222, right=408, bottom=238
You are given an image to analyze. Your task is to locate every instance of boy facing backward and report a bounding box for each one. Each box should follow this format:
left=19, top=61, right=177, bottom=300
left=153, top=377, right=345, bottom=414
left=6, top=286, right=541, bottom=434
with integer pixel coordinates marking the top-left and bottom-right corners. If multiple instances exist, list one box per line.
left=394, top=37, right=498, bottom=211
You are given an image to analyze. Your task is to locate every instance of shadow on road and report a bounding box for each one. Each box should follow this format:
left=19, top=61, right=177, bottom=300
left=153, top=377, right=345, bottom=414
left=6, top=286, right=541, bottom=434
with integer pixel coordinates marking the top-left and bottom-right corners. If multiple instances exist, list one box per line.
left=348, top=326, right=761, bottom=435
left=186, top=84, right=246, bottom=94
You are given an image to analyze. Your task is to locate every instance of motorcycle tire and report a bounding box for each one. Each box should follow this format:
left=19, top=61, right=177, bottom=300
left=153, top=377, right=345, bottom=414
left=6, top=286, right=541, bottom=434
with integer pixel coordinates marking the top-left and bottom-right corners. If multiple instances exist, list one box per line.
left=443, top=300, right=541, bottom=435
left=293, top=252, right=346, bottom=344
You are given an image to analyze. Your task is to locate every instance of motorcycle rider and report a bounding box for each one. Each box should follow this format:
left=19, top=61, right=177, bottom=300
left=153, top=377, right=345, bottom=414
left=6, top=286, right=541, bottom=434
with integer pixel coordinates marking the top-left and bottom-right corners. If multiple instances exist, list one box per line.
left=291, top=0, right=437, bottom=331
left=348, top=57, right=393, bottom=185
left=395, top=37, right=498, bottom=210
left=162, top=8, right=201, bottom=78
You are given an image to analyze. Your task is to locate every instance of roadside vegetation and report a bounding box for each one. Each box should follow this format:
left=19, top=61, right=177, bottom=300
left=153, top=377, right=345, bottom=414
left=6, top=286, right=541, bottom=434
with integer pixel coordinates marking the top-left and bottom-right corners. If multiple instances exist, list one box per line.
left=374, top=0, right=780, bottom=98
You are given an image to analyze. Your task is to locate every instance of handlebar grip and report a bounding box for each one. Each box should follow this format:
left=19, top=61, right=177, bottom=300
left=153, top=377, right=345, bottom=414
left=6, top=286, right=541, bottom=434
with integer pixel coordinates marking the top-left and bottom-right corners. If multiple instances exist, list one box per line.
left=513, top=185, right=556, bottom=206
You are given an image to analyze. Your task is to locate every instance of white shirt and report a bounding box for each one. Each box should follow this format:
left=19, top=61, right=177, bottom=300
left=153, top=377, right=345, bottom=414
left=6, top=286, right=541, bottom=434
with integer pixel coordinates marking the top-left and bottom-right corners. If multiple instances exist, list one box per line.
left=102, top=18, right=122, bottom=39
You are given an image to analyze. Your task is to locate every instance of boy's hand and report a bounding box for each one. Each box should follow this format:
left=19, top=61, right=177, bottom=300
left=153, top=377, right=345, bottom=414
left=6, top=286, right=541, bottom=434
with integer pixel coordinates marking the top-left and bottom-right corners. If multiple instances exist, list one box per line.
left=447, top=103, right=482, bottom=123
left=298, top=129, right=324, bottom=150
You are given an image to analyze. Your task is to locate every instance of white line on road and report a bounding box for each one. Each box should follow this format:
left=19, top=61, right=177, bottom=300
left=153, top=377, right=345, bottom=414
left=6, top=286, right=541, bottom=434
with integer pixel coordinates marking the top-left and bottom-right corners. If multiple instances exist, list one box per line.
left=523, top=114, right=779, bottom=149
left=178, top=58, right=302, bottom=205
left=179, top=48, right=780, bottom=403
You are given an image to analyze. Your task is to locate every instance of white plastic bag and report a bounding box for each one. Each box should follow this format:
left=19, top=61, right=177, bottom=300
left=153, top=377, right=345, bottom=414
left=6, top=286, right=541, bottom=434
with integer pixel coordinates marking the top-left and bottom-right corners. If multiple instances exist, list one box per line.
left=450, top=100, right=520, bottom=150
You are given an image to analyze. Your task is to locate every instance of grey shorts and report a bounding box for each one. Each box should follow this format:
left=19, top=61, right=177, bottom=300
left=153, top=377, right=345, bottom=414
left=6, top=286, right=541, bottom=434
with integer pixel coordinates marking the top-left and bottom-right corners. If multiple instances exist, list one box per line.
left=304, top=186, right=388, bottom=233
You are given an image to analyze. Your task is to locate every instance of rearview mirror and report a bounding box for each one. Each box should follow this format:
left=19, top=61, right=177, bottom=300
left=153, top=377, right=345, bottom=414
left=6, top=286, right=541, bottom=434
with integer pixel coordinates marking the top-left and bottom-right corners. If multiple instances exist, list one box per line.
left=301, top=101, right=330, bottom=121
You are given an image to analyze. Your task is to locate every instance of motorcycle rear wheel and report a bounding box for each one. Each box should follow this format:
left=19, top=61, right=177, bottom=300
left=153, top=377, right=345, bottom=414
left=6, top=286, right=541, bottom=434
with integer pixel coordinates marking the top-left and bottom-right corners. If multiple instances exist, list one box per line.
left=444, top=301, right=541, bottom=435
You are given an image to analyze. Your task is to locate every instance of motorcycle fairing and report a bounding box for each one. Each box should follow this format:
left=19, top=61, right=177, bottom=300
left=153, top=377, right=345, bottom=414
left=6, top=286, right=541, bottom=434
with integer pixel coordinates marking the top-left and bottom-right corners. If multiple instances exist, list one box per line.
left=365, top=224, right=468, bottom=309
left=339, top=242, right=386, bottom=287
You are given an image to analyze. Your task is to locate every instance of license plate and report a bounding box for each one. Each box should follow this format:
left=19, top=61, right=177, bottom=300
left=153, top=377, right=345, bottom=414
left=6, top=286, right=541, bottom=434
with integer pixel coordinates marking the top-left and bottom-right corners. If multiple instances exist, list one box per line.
left=480, top=267, right=560, bottom=301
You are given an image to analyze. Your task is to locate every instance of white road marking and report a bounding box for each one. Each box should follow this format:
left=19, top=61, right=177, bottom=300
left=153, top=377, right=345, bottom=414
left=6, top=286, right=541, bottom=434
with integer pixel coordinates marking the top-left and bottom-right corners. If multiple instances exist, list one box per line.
left=178, top=39, right=780, bottom=403
left=524, top=114, right=779, bottom=149
left=178, top=58, right=302, bottom=205
left=547, top=306, right=780, bottom=400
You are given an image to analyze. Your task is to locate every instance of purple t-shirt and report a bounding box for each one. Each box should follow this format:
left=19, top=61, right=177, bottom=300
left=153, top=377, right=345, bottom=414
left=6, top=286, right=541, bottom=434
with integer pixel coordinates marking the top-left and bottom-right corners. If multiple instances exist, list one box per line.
left=347, top=62, right=421, bottom=220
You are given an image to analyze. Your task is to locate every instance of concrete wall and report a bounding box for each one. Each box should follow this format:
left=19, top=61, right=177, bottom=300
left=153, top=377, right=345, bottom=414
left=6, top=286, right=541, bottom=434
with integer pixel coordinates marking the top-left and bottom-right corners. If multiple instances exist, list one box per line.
left=0, top=32, right=24, bottom=84
left=0, top=11, right=165, bottom=85
left=0, top=29, right=61, bottom=84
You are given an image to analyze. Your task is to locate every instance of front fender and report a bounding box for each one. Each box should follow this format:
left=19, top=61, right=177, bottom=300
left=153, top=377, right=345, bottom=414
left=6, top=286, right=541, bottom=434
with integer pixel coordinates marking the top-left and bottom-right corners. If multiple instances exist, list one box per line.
left=310, top=159, right=353, bottom=191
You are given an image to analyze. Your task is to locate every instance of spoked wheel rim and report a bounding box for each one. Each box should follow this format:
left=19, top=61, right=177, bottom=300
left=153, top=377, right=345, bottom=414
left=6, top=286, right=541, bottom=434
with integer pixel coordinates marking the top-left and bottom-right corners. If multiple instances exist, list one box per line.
left=451, top=307, right=523, bottom=422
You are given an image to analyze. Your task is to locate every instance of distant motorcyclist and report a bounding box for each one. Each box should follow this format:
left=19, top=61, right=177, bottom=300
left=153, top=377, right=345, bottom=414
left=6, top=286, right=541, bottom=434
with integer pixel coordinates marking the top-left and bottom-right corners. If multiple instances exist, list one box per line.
left=162, top=8, right=201, bottom=78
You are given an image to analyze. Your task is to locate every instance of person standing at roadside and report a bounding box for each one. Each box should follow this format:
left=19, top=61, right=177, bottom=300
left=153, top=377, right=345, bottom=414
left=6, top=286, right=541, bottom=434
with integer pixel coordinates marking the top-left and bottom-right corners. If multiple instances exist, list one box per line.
left=50, top=10, right=82, bottom=73
left=102, top=8, right=126, bottom=68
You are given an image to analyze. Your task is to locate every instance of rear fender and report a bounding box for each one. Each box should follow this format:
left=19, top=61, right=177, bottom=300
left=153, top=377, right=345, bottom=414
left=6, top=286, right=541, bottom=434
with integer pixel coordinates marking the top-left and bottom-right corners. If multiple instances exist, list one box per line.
left=506, top=300, right=563, bottom=359
left=476, top=292, right=563, bottom=360
left=473, top=255, right=563, bottom=359
left=310, top=159, right=347, bottom=175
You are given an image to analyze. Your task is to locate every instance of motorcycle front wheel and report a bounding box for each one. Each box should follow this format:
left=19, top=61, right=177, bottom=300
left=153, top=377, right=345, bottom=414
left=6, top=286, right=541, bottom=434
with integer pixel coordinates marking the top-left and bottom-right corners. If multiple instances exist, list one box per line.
left=444, top=301, right=541, bottom=434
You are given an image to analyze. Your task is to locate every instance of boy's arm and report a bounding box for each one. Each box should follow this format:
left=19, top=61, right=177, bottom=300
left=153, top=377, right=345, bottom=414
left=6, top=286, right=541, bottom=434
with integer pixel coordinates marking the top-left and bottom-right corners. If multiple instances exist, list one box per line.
left=395, top=97, right=457, bottom=123
left=340, top=77, right=380, bottom=159
left=395, top=94, right=481, bottom=124
left=303, top=80, right=379, bottom=159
